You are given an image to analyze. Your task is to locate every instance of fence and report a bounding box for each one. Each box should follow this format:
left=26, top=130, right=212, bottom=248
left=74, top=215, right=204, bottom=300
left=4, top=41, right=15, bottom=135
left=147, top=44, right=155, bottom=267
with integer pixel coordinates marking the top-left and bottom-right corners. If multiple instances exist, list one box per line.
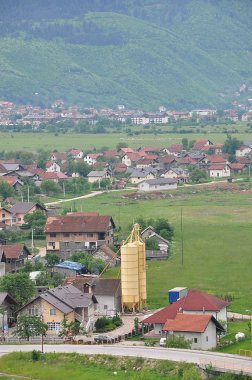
left=200, top=358, right=252, bottom=376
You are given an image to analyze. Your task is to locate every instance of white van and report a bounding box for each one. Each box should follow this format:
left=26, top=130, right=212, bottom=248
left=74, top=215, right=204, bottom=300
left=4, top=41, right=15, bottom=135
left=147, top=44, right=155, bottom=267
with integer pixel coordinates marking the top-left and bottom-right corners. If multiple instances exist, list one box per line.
left=159, top=337, right=166, bottom=347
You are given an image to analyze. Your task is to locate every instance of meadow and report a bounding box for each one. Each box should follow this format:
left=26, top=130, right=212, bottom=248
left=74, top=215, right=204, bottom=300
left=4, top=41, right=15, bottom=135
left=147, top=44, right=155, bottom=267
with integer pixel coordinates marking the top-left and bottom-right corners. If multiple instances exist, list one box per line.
left=0, top=128, right=251, bottom=152
left=51, top=183, right=252, bottom=314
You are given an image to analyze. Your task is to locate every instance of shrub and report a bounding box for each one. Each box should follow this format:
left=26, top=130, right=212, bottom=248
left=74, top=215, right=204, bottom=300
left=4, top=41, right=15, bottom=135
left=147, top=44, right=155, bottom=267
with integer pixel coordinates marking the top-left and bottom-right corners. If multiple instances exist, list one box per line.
left=166, top=335, right=191, bottom=349
left=31, top=350, right=41, bottom=361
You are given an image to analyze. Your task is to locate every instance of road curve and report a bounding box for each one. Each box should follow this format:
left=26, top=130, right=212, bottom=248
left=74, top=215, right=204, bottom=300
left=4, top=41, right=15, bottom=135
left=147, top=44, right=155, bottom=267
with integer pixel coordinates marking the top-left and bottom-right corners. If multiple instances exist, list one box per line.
left=0, top=344, right=251, bottom=375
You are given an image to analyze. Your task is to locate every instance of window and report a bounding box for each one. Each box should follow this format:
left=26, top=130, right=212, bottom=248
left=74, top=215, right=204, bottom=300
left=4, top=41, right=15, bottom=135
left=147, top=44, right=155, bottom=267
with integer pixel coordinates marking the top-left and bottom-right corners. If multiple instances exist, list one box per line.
left=194, top=338, right=198, bottom=343
left=87, top=233, right=93, bottom=237
left=63, top=233, right=70, bottom=237
left=64, top=242, right=69, bottom=247
left=50, top=308, right=56, bottom=316
left=47, top=322, right=61, bottom=331
left=48, top=242, right=55, bottom=246
left=29, top=308, right=39, bottom=316
left=206, top=336, right=208, bottom=342
left=50, top=233, right=56, bottom=237
left=104, top=305, right=108, bottom=310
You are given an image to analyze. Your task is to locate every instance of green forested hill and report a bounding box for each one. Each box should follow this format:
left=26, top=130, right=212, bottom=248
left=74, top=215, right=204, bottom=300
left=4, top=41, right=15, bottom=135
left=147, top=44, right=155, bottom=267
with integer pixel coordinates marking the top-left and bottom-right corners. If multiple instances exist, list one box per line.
left=0, top=0, right=251, bottom=109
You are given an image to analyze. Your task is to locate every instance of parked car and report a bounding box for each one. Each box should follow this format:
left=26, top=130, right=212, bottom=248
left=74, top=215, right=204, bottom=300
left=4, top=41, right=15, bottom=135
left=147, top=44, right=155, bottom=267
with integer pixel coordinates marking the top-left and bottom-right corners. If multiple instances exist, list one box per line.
left=159, top=337, right=166, bottom=347
left=94, top=335, right=113, bottom=343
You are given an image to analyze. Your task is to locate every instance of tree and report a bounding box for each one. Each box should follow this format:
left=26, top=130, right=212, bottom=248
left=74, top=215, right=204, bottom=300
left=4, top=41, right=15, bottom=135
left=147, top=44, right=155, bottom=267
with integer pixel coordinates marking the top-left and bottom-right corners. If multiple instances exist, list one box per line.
left=116, top=142, right=128, bottom=150
left=0, top=272, right=35, bottom=309
left=24, top=210, right=47, bottom=236
left=222, top=134, right=243, bottom=156
left=189, top=167, right=207, bottom=183
left=0, top=180, right=14, bottom=199
left=59, top=317, right=82, bottom=341
left=14, top=315, right=48, bottom=341
left=45, top=253, right=60, bottom=266
left=182, top=137, right=188, bottom=150
left=41, top=180, right=61, bottom=195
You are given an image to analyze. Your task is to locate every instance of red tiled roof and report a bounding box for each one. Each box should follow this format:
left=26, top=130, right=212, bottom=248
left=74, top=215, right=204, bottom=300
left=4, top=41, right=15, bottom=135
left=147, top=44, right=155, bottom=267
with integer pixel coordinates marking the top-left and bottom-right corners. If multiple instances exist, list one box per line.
left=124, top=152, right=142, bottom=162
left=138, top=146, right=159, bottom=153
left=119, top=148, right=135, bottom=154
left=209, top=164, right=229, bottom=170
left=102, top=150, right=119, bottom=158
left=45, top=214, right=114, bottom=233
left=87, top=153, right=102, bottom=159
left=0, top=176, right=21, bottom=186
left=229, top=163, right=246, bottom=170
left=142, top=290, right=229, bottom=324
left=1, top=244, right=30, bottom=259
left=41, top=172, right=68, bottom=180
left=193, top=140, right=212, bottom=150
left=166, top=144, right=183, bottom=153
left=159, top=156, right=177, bottom=164
left=163, top=313, right=212, bottom=333
left=205, top=155, right=227, bottom=163
left=142, top=298, right=184, bottom=324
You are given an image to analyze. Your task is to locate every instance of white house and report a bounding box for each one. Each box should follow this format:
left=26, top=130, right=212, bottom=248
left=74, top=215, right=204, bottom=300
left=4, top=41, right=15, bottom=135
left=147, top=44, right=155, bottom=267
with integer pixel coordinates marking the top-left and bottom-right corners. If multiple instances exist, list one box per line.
left=84, top=153, right=101, bottom=166
left=162, top=313, right=224, bottom=350
left=208, top=164, right=230, bottom=178
left=141, top=289, right=229, bottom=336
left=131, top=114, right=149, bottom=125
left=68, top=149, right=84, bottom=159
left=122, top=153, right=142, bottom=167
left=138, top=178, right=177, bottom=192
left=163, top=168, right=189, bottom=183
left=46, top=161, right=61, bottom=173
left=130, top=169, right=156, bottom=184
left=87, top=170, right=111, bottom=184
left=235, top=146, right=252, bottom=157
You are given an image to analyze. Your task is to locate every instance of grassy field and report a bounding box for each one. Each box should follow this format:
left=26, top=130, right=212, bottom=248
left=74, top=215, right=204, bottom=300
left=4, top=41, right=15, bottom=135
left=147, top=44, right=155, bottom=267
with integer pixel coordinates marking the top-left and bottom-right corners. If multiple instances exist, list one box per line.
left=217, top=320, right=252, bottom=355
left=0, top=352, right=210, bottom=380
left=51, top=183, right=252, bottom=314
left=0, top=129, right=251, bottom=152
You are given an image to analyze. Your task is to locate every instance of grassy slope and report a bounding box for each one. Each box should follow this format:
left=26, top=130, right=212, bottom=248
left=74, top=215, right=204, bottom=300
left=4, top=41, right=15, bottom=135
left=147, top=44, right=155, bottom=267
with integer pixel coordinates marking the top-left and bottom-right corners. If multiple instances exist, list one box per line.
left=0, top=129, right=252, bottom=152
left=54, top=187, right=252, bottom=314
left=0, top=352, right=202, bottom=380
left=0, top=1, right=252, bottom=108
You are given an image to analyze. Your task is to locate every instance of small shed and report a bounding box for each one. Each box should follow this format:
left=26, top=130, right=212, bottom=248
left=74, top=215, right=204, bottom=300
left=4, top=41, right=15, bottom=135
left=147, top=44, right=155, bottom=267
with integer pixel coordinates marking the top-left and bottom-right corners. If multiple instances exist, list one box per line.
left=53, top=260, right=88, bottom=277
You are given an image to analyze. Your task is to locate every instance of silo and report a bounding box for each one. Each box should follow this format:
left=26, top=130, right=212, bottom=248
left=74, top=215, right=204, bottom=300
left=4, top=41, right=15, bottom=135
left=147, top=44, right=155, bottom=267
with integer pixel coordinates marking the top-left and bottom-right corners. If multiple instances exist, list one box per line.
left=121, top=224, right=147, bottom=312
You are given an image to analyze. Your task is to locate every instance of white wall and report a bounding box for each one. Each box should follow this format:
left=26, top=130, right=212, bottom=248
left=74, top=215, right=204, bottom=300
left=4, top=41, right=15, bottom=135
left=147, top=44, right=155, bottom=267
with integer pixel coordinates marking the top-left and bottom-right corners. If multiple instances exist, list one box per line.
left=95, top=295, right=119, bottom=317
left=184, top=307, right=227, bottom=323
left=172, top=321, right=217, bottom=350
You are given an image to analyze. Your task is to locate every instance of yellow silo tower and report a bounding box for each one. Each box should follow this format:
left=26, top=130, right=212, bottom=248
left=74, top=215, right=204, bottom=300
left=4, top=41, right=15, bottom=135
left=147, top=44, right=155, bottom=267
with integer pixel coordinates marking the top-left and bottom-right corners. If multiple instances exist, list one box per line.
left=121, top=224, right=147, bottom=312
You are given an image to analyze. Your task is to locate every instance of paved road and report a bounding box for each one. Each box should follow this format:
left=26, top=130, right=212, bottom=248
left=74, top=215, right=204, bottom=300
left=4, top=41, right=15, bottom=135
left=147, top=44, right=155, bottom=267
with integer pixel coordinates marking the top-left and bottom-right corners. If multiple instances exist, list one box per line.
left=0, top=344, right=251, bottom=375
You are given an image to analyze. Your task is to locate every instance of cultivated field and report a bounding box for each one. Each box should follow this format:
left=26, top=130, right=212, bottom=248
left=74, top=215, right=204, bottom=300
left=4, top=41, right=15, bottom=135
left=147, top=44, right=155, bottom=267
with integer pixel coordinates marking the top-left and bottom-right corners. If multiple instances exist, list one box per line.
left=53, top=182, right=252, bottom=314
left=0, top=129, right=251, bottom=152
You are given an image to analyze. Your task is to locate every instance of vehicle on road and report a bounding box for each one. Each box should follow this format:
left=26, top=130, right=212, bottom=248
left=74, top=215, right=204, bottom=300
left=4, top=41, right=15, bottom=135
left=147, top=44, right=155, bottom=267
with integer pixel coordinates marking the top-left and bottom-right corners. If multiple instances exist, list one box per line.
left=94, top=335, right=113, bottom=343
left=159, top=337, right=166, bottom=346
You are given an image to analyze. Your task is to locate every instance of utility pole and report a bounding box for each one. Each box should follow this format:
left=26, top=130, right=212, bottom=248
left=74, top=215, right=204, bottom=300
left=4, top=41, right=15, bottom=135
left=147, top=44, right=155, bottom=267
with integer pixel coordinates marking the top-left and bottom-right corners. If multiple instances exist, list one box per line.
left=63, top=182, right=66, bottom=197
left=27, top=186, right=30, bottom=202
left=31, top=228, right=34, bottom=253
left=181, top=208, right=184, bottom=266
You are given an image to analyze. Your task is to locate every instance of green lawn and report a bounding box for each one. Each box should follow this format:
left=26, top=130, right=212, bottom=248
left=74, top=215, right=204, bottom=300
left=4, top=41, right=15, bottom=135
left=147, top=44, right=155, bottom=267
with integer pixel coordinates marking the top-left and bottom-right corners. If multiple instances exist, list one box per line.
left=217, top=320, right=252, bottom=355
left=0, top=129, right=252, bottom=152
left=56, top=184, right=252, bottom=314
left=0, top=352, right=207, bottom=380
